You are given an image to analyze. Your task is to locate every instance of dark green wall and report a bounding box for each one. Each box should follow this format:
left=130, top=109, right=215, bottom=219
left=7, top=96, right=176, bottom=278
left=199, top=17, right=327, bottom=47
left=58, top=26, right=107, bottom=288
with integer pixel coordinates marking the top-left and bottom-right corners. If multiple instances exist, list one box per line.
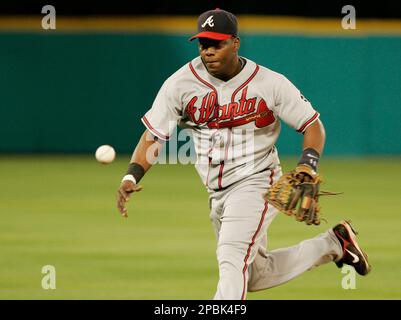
left=1, top=33, right=400, bottom=155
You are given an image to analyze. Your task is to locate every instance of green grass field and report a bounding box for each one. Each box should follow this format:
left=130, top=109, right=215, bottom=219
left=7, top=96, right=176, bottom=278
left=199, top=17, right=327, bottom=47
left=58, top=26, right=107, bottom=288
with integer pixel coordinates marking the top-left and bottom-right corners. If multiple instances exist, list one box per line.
left=0, top=155, right=400, bottom=299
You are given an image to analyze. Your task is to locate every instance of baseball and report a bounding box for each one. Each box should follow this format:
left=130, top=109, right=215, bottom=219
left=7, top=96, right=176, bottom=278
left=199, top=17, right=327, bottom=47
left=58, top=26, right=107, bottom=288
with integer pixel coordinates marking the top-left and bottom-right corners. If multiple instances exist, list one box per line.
left=95, top=145, right=116, bottom=164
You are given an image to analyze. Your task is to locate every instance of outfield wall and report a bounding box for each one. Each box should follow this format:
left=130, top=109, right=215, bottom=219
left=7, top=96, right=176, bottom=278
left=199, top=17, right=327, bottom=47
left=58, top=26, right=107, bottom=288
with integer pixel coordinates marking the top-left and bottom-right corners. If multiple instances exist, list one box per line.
left=1, top=17, right=400, bottom=155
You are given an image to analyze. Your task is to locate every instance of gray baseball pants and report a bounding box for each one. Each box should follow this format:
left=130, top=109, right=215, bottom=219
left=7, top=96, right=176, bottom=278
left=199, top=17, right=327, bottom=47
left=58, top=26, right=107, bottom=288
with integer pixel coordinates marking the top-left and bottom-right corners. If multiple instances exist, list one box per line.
left=209, top=167, right=343, bottom=300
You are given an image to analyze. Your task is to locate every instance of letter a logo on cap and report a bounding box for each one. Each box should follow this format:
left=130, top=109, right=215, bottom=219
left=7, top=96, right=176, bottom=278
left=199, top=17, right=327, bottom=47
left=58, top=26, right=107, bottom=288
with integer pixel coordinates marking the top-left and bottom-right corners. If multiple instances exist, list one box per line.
left=201, top=15, right=214, bottom=28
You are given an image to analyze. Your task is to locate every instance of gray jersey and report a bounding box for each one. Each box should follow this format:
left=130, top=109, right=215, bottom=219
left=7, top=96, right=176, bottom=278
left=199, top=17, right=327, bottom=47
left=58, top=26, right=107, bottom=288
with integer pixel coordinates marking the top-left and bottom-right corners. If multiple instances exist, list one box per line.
left=142, top=56, right=319, bottom=191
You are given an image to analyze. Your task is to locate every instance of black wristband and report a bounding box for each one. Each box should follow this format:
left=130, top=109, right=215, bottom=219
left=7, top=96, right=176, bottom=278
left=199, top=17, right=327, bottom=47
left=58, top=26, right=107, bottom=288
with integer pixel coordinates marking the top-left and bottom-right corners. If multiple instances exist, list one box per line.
left=126, top=162, right=145, bottom=184
left=298, top=148, right=320, bottom=171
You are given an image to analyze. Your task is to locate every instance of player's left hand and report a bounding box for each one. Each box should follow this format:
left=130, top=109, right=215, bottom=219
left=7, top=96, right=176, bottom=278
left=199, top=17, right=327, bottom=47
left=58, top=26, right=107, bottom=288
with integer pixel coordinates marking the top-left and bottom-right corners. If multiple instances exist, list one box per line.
left=116, top=181, right=143, bottom=218
left=264, top=164, right=323, bottom=225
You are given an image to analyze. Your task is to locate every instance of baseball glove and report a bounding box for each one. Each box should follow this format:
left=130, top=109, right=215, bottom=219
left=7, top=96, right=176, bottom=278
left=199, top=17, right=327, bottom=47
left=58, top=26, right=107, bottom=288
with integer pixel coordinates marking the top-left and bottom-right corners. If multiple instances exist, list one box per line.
left=264, top=164, right=334, bottom=225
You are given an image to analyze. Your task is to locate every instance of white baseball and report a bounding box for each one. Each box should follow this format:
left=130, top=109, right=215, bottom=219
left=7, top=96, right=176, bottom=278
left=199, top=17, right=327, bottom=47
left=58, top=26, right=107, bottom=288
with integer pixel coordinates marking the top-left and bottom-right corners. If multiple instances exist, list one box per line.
left=95, top=145, right=116, bottom=164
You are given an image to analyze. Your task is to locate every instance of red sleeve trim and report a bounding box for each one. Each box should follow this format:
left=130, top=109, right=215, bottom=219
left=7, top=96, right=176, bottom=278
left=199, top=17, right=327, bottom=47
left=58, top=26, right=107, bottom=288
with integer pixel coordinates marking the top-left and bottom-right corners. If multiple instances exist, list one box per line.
left=297, top=112, right=320, bottom=133
left=141, top=115, right=170, bottom=141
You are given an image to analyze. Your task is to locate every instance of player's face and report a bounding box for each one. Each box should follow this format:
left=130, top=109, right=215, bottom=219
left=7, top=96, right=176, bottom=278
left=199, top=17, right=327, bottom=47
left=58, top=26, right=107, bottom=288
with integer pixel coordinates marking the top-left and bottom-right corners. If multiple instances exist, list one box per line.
left=198, top=37, right=240, bottom=79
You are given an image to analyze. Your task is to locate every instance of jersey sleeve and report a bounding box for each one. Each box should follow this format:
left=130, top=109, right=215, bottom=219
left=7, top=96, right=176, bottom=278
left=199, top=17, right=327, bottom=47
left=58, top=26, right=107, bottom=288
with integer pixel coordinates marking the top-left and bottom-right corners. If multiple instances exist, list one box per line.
left=141, top=78, right=182, bottom=141
left=273, top=76, right=319, bottom=133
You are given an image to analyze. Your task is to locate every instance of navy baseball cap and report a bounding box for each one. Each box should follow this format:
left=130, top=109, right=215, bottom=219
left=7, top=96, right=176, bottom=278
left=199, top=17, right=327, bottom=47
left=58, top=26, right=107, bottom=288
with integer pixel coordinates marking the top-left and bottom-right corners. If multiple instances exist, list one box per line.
left=189, top=8, right=238, bottom=41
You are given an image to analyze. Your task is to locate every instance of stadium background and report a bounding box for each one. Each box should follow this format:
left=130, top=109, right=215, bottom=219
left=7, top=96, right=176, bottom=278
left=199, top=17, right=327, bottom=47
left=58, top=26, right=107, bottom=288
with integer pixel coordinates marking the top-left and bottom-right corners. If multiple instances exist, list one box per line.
left=0, top=1, right=400, bottom=299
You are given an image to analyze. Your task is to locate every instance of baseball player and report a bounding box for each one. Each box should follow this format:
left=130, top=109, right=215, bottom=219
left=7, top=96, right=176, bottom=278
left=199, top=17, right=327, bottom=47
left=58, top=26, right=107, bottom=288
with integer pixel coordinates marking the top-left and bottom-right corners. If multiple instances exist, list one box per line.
left=116, top=9, right=371, bottom=300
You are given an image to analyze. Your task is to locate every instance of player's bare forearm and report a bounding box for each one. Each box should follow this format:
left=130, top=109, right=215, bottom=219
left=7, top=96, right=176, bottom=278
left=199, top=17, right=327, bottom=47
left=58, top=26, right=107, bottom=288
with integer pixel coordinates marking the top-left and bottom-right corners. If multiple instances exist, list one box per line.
left=297, top=119, right=325, bottom=172
left=116, top=129, right=163, bottom=217
left=129, top=129, right=163, bottom=171
left=302, top=119, right=326, bottom=156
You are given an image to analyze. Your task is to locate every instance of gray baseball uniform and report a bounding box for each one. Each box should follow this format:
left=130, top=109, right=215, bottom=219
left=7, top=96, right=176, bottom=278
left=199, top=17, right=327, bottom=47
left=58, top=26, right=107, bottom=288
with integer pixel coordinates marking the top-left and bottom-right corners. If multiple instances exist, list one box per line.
left=141, top=56, right=343, bottom=299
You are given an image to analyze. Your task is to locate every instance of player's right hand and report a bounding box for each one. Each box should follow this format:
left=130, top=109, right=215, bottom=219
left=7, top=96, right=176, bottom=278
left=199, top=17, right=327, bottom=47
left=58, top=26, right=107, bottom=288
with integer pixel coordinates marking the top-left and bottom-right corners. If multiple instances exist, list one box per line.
left=116, top=181, right=143, bottom=218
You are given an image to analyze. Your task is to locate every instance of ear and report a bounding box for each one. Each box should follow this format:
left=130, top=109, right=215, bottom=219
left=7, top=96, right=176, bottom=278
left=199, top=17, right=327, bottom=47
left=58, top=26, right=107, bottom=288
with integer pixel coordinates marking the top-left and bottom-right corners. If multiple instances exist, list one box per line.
left=233, top=37, right=240, bottom=52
